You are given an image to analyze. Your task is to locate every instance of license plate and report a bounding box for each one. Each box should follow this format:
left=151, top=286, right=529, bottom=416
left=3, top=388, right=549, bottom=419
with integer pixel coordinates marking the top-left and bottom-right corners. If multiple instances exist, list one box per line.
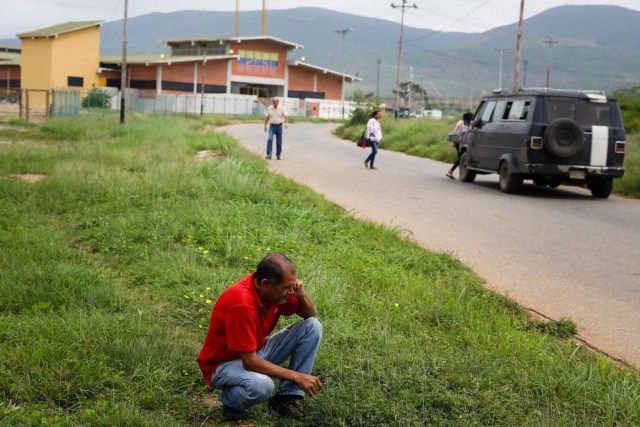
left=569, top=170, right=586, bottom=180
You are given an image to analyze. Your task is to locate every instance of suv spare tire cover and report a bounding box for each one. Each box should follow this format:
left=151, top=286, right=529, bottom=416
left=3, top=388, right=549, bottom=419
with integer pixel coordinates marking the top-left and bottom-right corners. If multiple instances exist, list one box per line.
left=544, top=118, right=585, bottom=158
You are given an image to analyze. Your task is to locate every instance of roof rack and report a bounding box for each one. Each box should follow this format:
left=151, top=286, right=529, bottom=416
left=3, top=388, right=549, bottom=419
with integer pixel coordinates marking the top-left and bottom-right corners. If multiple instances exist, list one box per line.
left=519, top=87, right=606, bottom=96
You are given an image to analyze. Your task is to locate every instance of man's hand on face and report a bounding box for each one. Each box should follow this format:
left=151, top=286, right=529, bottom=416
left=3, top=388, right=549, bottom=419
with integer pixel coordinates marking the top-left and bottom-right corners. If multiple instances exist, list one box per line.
left=291, top=279, right=306, bottom=299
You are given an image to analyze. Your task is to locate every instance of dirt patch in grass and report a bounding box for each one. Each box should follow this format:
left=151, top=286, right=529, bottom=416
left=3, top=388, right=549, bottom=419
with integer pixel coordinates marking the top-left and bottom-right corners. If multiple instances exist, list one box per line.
left=198, top=125, right=219, bottom=133
left=195, top=392, right=257, bottom=426
left=0, top=140, right=48, bottom=147
left=195, top=150, right=224, bottom=160
left=196, top=393, right=221, bottom=408
left=9, top=173, right=48, bottom=183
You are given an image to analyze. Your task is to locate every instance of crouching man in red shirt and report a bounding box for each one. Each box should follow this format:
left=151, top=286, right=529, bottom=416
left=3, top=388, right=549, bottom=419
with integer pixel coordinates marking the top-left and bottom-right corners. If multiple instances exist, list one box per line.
left=197, top=253, right=323, bottom=421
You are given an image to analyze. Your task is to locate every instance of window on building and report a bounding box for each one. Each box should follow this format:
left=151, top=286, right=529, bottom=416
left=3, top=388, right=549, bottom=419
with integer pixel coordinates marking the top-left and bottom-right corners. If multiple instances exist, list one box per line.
left=68, top=76, right=84, bottom=87
left=171, top=44, right=228, bottom=56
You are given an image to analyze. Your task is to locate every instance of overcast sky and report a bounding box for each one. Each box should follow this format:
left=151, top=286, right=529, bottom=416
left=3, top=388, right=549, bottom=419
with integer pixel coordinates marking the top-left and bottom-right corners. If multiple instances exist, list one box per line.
left=3, top=1, right=640, bottom=39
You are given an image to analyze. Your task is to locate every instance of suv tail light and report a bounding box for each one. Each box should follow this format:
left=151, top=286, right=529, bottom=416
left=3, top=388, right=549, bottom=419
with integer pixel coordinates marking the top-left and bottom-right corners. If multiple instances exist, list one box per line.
left=615, top=141, right=625, bottom=154
left=531, top=137, right=543, bottom=149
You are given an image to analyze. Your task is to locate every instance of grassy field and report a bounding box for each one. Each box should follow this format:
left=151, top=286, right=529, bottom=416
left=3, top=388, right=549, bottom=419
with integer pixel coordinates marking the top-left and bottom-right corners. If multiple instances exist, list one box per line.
left=334, top=115, right=640, bottom=199
left=1, top=114, right=639, bottom=426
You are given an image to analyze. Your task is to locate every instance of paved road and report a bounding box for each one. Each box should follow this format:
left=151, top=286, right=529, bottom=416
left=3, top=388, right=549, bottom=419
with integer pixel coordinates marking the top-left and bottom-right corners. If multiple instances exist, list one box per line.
left=223, top=122, right=640, bottom=367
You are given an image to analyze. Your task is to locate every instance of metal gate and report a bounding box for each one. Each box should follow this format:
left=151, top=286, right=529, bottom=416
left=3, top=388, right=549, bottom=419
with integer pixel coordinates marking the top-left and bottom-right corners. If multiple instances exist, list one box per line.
left=51, top=89, right=81, bottom=117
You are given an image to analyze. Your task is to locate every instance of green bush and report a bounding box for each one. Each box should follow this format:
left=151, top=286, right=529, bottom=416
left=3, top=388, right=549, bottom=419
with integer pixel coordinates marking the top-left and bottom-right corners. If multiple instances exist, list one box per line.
left=0, top=92, right=20, bottom=104
left=614, top=86, right=640, bottom=134
left=349, top=89, right=383, bottom=126
left=81, top=90, right=110, bottom=109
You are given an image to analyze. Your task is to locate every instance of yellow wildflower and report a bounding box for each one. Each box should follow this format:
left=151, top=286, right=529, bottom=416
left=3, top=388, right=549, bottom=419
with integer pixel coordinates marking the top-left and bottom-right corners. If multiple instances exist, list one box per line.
left=206, top=299, right=212, bottom=304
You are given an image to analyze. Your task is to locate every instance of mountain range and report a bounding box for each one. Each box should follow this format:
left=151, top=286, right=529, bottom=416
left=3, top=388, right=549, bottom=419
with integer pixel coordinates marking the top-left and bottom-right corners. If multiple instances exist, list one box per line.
left=3, top=5, right=639, bottom=99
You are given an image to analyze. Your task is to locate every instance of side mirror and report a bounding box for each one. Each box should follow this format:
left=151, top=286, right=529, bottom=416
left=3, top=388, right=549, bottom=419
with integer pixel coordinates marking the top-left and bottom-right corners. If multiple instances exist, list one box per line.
left=473, top=119, right=484, bottom=129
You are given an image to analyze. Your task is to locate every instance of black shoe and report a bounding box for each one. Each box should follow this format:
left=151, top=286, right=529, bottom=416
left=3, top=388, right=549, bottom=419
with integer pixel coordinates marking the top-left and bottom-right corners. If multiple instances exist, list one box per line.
left=277, top=156, right=281, bottom=160
left=269, top=396, right=305, bottom=420
left=222, top=404, right=248, bottom=421
left=266, top=155, right=272, bottom=160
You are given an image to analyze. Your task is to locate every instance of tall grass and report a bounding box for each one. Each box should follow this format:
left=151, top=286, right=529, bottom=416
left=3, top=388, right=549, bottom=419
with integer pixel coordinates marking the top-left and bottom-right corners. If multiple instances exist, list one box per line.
left=334, top=115, right=460, bottom=164
left=615, top=132, right=640, bottom=197
left=1, top=114, right=639, bottom=426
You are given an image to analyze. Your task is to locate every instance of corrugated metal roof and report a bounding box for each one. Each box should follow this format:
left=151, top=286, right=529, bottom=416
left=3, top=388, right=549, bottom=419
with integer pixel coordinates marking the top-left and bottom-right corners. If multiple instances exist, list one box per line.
left=287, top=60, right=361, bottom=82
left=17, top=21, right=104, bottom=39
left=100, top=54, right=238, bottom=66
left=0, top=52, right=21, bottom=62
left=166, top=36, right=303, bottom=50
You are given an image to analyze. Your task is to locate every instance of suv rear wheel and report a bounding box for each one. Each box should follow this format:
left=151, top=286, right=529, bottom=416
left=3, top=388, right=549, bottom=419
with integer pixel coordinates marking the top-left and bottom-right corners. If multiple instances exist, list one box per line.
left=588, top=178, right=613, bottom=199
left=459, top=151, right=476, bottom=183
left=499, top=161, right=523, bottom=193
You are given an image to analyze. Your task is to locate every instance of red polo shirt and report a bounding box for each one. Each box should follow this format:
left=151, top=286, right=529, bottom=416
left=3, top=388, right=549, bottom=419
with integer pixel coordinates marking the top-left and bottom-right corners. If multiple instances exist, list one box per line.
left=197, top=272, right=301, bottom=385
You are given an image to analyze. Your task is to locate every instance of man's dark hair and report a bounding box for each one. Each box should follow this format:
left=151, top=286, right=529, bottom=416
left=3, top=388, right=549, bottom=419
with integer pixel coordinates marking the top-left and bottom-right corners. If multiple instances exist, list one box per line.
left=256, top=253, right=296, bottom=286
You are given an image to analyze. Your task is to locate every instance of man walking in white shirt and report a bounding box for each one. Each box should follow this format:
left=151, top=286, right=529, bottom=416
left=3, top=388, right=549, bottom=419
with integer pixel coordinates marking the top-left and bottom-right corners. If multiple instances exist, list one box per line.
left=264, top=97, right=288, bottom=160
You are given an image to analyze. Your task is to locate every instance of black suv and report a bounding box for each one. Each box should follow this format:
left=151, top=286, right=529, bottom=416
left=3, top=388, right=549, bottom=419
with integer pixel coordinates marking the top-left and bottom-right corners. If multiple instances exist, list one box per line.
left=458, top=89, right=626, bottom=198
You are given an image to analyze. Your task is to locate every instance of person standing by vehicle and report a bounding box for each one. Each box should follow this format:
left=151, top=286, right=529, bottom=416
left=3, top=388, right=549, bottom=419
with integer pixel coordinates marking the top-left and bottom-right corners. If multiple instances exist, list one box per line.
left=446, top=112, right=473, bottom=179
left=197, top=253, right=323, bottom=421
left=364, top=109, right=383, bottom=170
left=264, top=97, right=288, bottom=160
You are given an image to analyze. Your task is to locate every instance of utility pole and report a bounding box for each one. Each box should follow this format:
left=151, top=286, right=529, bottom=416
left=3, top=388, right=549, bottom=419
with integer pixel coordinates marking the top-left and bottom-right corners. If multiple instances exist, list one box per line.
left=542, top=36, right=559, bottom=89
left=261, top=0, right=267, bottom=36
left=523, top=59, right=528, bottom=88
left=119, top=0, right=128, bottom=124
left=334, top=28, right=353, bottom=120
left=234, top=0, right=239, bottom=37
left=392, top=0, right=417, bottom=117
left=376, top=59, right=382, bottom=99
left=495, top=48, right=504, bottom=91
left=512, top=0, right=525, bottom=93
left=408, top=66, right=414, bottom=111
left=200, top=46, right=206, bottom=115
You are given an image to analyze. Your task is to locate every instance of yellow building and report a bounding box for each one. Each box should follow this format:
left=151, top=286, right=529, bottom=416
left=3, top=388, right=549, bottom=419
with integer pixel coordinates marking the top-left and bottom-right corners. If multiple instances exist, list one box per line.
left=17, top=21, right=103, bottom=105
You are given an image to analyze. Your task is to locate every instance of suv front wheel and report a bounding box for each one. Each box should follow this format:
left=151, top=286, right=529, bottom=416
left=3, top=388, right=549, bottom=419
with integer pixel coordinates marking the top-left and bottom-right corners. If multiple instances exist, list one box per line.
left=459, top=151, right=476, bottom=183
left=499, top=161, right=523, bottom=193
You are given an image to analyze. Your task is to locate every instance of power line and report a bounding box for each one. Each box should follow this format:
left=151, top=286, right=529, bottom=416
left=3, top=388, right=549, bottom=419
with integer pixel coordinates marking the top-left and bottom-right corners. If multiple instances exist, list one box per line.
left=406, top=0, right=494, bottom=43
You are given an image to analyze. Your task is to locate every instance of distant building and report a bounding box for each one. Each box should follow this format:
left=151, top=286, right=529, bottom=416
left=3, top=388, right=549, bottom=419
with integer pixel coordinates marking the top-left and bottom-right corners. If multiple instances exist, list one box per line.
left=99, top=36, right=359, bottom=102
left=8, top=21, right=360, bottom=116
left=17, top=21, right=103, bottom=104
left=0, top=47, right=21, bottom=90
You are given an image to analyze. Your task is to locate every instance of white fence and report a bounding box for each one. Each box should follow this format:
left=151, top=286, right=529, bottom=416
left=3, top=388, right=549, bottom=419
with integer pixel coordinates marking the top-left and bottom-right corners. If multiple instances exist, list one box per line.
left=109, top=89, right=356, bottom=119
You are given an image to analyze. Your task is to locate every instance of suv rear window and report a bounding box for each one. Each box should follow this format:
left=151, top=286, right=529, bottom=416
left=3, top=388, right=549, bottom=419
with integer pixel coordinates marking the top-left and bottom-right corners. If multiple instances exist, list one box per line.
left=547, top=100, right=577, bottom=122
left=583, top=103, right=611, bottom=126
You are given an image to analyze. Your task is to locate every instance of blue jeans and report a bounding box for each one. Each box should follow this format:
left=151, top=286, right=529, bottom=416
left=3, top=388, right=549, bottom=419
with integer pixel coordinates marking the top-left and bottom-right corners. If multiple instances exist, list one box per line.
left=267, top=124, right=283, bottom=157
left=365, top=140, right=379, bottom=166
left=210, top=317, right=322, bottom=410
